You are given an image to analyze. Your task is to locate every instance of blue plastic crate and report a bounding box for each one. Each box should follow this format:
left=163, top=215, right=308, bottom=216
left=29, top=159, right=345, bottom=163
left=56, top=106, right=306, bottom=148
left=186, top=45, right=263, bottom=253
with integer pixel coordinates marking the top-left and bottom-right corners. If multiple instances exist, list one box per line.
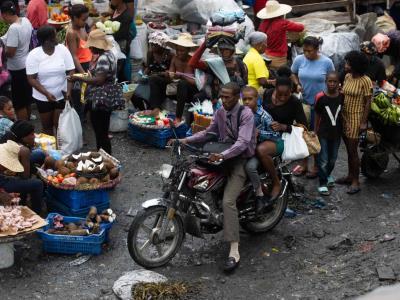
left=45, top=191, right=110, bottom=218
left=47, top=186, right=110, bottom=210
left=128, top=123, right=188, bottom=148
left=36, top=213, right=107, bottom=255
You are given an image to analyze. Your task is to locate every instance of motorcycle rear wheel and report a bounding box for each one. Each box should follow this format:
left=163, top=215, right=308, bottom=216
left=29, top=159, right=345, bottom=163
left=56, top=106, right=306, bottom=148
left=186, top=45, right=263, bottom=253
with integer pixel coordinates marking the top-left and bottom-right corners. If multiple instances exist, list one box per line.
left=240, top=189, right=288, bottom=233
left=127, top=206, right=185, bottom=268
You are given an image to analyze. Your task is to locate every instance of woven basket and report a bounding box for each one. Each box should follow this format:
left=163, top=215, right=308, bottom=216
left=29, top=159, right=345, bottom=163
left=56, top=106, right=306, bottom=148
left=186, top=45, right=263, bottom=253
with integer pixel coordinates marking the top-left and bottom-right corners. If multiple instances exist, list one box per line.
left=129, top=111, right=185, bottom=130
left=38, top=149, right=122, bottom=191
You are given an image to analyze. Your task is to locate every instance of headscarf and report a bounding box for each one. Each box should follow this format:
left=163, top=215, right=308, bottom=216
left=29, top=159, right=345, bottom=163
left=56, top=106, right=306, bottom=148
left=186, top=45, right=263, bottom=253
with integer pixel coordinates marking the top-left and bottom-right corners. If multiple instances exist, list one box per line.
left=247, top=31, right=268, bottom=46
left=371, top=33, right=391, bottom=53
left=360, top=41, right=377, bottom=55
left=148, top=31, right=170, bottom=48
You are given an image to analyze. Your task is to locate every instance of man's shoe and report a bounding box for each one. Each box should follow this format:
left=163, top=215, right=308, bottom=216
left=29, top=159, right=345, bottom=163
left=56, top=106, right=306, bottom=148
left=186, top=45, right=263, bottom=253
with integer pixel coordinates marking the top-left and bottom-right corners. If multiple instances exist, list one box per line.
left=223, top=257, right=240, bottom=273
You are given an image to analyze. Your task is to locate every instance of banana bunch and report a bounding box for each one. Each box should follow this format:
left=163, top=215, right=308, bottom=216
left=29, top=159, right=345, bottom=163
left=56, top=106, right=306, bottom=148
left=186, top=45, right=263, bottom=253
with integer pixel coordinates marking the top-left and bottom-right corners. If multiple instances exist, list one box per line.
left=374, top=93, right=391, bottom=109
left=372, top=93, right=400, bottom=125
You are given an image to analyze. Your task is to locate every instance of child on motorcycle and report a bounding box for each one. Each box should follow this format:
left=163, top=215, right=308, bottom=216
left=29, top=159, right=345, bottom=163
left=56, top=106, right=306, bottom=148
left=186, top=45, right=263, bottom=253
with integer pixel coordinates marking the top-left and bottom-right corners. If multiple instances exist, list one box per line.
left=242, top=86, right=281, bottom=214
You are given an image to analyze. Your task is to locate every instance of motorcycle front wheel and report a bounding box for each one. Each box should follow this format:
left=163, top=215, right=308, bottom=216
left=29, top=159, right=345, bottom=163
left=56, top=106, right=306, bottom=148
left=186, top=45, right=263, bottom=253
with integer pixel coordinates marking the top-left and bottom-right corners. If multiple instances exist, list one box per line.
left=240, top=186, right=288, bottom=233
left=127, top=206, right=185, bottom=268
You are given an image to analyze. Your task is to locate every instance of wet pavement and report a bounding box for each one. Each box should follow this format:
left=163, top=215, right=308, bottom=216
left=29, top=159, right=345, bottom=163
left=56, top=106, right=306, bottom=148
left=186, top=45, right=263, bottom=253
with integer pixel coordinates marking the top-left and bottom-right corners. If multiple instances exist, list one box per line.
left=1, top=121, right=400, bottom=299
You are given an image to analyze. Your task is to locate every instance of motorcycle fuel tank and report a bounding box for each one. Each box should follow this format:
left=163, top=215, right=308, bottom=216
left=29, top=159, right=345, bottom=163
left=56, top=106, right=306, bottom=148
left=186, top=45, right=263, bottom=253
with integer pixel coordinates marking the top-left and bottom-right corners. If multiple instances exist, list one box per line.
left=188, top=166, right=224, bottom=192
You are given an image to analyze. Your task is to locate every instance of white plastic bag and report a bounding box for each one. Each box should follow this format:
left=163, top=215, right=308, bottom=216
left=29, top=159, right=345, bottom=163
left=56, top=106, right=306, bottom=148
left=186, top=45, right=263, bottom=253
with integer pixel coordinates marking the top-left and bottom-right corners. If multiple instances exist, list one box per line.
left=57, top=101, right=83, bottom=155
left=109, top=109, right=129, bottom=132
left=130, top=36, right=143, bottom=59
left=281, top=126, right=309, bottom=161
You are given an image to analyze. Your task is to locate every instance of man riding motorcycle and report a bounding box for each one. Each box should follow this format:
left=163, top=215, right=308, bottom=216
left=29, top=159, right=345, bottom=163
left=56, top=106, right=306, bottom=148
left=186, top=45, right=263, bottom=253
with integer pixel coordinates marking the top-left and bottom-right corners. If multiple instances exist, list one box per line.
left=175, top=82, right=256, bottom=272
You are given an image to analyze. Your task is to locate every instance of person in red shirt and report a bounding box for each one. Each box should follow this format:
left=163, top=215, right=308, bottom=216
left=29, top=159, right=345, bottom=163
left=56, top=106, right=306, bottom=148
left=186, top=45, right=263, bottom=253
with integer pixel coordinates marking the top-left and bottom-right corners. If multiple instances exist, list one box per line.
left=26, top=0, right=48, bottom=29
left=257, top=0, right=304, bottom=70
left=253, top=0, right=267, bottom=29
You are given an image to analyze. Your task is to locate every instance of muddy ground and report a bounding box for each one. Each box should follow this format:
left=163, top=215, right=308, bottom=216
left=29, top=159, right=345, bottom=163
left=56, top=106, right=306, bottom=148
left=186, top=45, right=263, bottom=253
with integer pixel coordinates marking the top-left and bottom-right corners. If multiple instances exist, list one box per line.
left=1, top=119, right=400, bottom=300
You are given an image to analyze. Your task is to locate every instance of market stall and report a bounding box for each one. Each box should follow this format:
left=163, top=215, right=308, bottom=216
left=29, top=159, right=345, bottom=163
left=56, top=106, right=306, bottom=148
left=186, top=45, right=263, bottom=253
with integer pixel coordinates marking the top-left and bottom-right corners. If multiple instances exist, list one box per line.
left=0, top=200, right=47, bottom=269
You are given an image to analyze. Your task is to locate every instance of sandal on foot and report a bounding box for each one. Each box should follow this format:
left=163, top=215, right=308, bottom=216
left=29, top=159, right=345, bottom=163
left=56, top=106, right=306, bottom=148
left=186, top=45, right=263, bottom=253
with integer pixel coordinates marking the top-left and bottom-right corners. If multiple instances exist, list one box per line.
left=318, top=186, right=330, bottom=196
left=292, top=165, right=306, bottom=176
left=327, top=176, right=335, bottom=187
left=347, top=186, right=361, bottom=195
left=336, top=177, right=352, bottom=185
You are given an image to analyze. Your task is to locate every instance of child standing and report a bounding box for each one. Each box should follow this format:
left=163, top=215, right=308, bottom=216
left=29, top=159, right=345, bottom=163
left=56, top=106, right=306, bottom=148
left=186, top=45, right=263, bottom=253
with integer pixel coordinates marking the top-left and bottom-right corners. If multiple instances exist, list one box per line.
left=314, top=72, right=343, bottom=196
left=0, top=96, right=15, bottom=139
left=242, top=86, right=281, bottom=214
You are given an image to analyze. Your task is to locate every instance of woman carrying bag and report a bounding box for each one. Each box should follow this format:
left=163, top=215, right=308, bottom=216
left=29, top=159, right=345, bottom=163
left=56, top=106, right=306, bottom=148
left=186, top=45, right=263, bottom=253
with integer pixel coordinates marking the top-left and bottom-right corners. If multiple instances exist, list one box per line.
left=69, top=30, right=124, bottom=154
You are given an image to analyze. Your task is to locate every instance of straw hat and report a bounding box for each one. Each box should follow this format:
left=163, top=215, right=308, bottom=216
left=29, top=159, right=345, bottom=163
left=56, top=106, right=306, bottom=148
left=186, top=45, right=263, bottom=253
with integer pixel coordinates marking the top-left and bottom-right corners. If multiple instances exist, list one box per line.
left=0, top=140, right=23, bottom=173
left=257, top=1, right=292, bottom=20
left=85, top=29, right=113, bottom=51
left=168, top=33, right=197, bottom=48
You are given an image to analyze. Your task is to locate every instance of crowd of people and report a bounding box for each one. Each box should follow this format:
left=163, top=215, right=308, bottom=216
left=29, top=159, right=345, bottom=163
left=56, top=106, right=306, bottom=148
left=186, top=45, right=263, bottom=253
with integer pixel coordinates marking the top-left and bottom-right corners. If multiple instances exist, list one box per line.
left=0, top=0, right=394, bottom=272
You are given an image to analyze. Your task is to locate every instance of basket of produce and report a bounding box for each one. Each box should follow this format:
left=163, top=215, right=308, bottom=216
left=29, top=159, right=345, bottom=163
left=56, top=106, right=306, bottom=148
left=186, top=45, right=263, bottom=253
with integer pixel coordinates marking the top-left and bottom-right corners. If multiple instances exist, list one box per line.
left=37, top=209, right=115, bottom=255
left=142, top=12, right=168, bottom=24
left=128, top=111, right=188, bottom=148
left=95, top=20, right=121, bottom=35
left=37, top=150, right=121, bottom=191
left=193, top=112, right=212, bottom=128
left=48, top=13, right=70, bottom=25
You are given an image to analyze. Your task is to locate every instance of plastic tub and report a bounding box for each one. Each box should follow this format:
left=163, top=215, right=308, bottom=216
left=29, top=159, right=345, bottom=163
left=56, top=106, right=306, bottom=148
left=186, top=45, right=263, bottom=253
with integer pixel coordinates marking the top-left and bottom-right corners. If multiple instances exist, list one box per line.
left=45, top=191, right=110, bottom=218
left=47, top=186, right=110, bottom=210
left=37, top=213, right=107, bottom=255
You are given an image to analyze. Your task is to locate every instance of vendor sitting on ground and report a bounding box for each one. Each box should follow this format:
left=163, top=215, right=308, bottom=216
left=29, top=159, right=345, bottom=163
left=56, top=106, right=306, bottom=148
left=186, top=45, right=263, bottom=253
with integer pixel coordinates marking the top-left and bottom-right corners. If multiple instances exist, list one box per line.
left=144, top=32, right=172, bottom=76
left=0, top=139, right=44, bottom=214
left=189, top=36, right=248, bottom=106
left=148, top=33, right=198, bottom=123
left=0, top=120, right=46, bottom=176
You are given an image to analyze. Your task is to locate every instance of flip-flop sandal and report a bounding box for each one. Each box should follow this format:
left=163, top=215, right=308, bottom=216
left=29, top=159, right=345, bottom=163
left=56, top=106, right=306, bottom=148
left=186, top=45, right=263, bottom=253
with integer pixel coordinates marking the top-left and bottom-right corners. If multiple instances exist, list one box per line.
left=292, top=165, right=306, bottom=177
left=327, top=176, right=335, bottom=187
left=318, top=186, right=330, bottom=196
left=306, top=171, right=318, bottom=179
left=336, top=177, right=352, bottom=185
left=347, top=186, right=361, bottom=195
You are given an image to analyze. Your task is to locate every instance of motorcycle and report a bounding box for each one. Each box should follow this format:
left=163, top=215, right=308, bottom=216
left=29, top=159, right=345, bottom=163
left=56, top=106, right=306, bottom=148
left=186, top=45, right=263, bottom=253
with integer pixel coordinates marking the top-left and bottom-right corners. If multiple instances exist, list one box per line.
left=127, top=131, right=294, bottom=269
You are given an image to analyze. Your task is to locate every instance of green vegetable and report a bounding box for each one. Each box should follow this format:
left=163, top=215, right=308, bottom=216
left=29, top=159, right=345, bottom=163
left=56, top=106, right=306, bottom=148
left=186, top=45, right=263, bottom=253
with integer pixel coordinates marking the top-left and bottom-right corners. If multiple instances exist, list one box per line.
left=0, top=21, right=10, bottom=37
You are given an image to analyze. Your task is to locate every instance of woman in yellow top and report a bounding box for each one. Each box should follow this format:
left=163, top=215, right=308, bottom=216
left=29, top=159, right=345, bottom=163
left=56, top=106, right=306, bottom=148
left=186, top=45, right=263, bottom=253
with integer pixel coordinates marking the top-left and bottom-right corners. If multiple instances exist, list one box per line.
left=338, top=51, right=373, bottom=195
left=243, top=32, right=270, bottom=91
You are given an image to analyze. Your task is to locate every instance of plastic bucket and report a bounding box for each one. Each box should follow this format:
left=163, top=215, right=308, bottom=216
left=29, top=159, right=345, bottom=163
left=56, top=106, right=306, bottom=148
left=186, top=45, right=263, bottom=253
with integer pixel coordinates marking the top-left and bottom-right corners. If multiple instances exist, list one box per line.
left=0, top=242, right=14, bottom=269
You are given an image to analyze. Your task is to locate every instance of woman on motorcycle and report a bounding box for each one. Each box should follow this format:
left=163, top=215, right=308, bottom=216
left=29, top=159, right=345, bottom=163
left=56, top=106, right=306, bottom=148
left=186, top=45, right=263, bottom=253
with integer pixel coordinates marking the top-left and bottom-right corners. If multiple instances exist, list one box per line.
left=259, top=77, right=307, bottom=197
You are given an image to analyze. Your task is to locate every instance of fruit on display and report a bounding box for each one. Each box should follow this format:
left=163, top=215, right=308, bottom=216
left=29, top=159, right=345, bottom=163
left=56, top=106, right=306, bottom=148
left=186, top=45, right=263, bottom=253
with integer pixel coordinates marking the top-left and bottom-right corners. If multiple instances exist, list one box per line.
left=372, top=93, right=400, bottom=126
left=148, top=22, right=167, bottom=30
left=41, top=152, right=120, bottom=187
left=95, top=20, right=121, bottom=34
left=51, top=13, right=70, bottom=22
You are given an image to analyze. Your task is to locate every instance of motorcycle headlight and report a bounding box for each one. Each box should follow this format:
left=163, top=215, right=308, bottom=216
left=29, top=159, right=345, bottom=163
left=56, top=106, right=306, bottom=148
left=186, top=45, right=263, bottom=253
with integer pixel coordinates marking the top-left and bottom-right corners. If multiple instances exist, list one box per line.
left=159, top=164, right=173, bottom=179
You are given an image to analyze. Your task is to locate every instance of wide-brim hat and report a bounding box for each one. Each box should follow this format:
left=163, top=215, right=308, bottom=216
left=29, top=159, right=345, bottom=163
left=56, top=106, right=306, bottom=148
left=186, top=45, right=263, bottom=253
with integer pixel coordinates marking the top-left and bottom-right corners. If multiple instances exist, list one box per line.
left=0, top=140, right=23, bottom=173
left=167, top=33, right=197, bottom=49
left=257, top=0, right=292, bottom=20
left=85, top=29, right=113, bottom=51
